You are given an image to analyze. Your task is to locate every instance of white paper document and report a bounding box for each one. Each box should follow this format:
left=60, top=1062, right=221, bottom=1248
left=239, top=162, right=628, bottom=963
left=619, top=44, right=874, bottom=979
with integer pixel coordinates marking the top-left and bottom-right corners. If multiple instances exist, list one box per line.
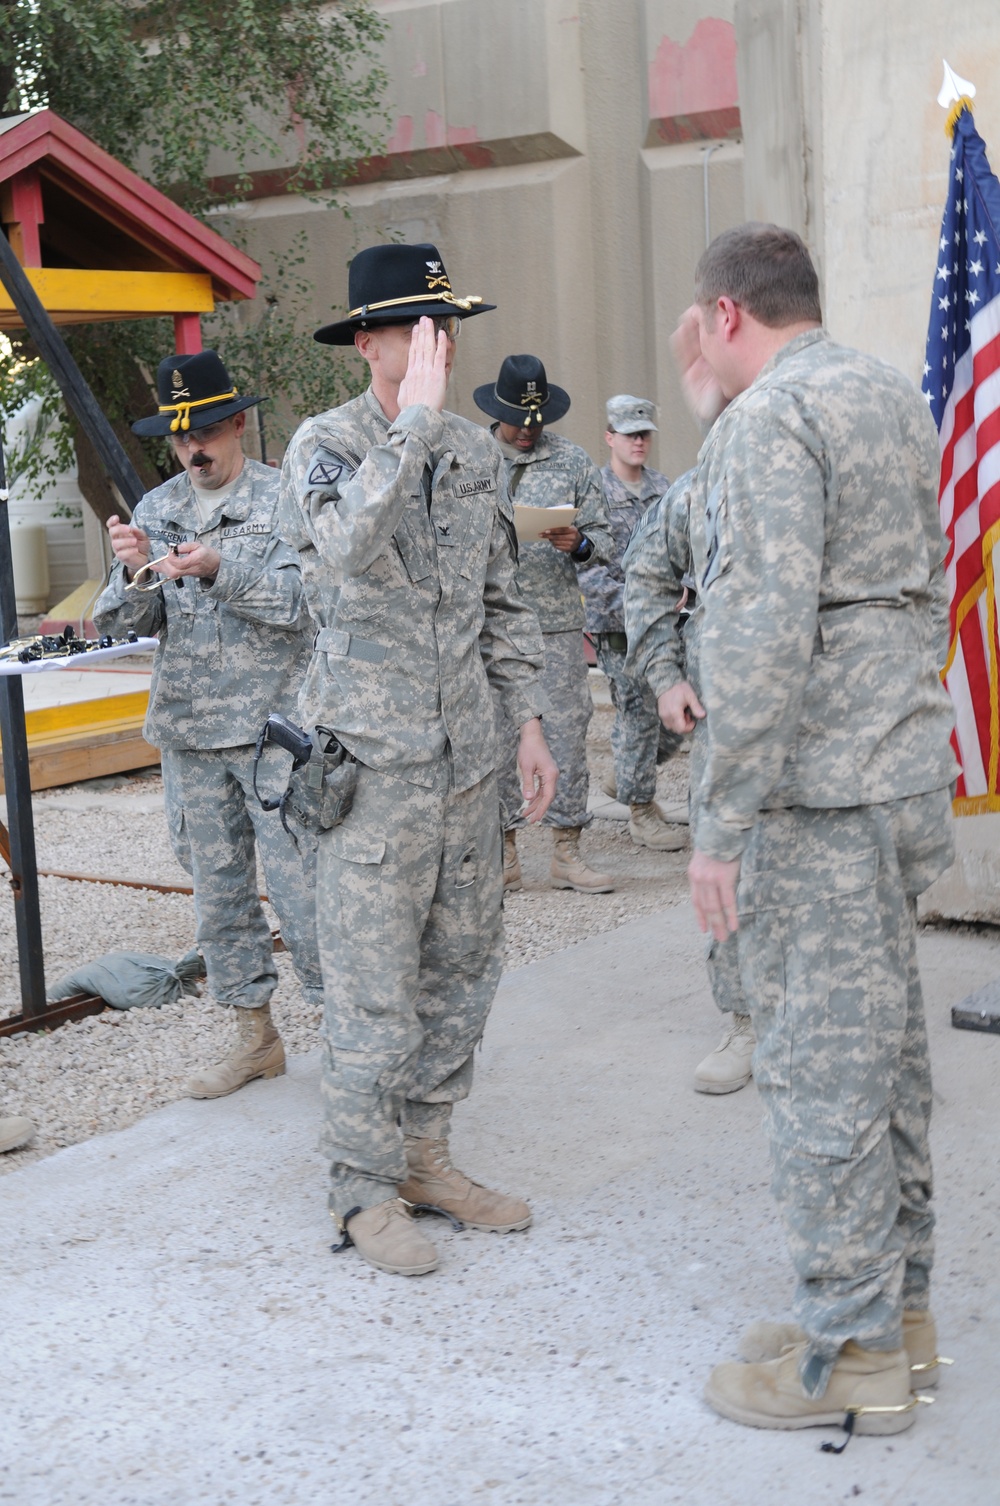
left=512, top=504, right=578, bottom=544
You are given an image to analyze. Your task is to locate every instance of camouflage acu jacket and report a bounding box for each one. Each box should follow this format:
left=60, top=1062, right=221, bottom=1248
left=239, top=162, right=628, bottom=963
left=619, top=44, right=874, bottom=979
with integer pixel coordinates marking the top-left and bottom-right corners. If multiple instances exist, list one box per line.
left=278, top=388, right=547, bottom=792
left=626, top=330, right=956, bottom=860
left=623, top=471, right=698, bottom=697
left=94, top=459, right=312, bottom=751
left=493, top=427, right=614, bottom=633
left=578, top=462, right=669, bottom=633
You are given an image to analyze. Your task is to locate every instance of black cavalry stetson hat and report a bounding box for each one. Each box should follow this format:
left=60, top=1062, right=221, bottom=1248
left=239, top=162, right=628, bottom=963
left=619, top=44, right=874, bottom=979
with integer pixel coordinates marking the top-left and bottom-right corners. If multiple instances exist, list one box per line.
left=473, top=354, right=571, bottom=429
left=132, top=350, right=261, bottom=437
left=314, top=242, right=495, bottom=345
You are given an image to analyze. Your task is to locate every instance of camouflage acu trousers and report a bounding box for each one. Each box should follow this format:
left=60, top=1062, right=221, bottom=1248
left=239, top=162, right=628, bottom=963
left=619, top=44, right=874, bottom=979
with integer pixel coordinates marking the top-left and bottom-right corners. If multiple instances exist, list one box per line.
left=498, top=629, right=592, bottom=829
left=736, top=789, right=954, bottom=1398
left=161, top=745, right=322, bottom=1011
left=317, top=764, right=505, bottom=1216
left=690, top=728, right=748, bottom=1017
left=594, top=641, right=684, bottom=805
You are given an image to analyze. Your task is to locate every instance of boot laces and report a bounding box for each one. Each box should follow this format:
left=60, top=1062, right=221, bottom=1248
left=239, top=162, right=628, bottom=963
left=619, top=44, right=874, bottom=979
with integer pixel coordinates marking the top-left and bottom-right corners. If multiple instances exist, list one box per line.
left=720, top=1014, right=753, bottom=1049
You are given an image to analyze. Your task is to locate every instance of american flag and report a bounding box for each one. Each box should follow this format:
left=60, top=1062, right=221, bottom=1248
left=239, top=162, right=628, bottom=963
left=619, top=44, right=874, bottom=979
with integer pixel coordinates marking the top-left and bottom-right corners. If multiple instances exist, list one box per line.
left=923, top=103, right=1000, bottom=812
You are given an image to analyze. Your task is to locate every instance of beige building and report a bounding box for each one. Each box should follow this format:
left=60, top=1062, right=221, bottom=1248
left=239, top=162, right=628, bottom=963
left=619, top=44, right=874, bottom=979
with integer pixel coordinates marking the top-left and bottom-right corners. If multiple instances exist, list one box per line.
left=220, top=0, right=1000, bottom=484
left=205, top=0, right=1000, bottom=926
left=41, top=1, right=1000, bottom=915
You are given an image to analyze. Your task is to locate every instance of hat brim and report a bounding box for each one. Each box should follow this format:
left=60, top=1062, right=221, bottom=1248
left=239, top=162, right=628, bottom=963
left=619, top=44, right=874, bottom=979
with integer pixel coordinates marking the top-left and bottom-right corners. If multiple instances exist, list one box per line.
left=610, top=420, right=658, bottom=434
left=314, top=301, right=496, bottom=346
left=131, top=393, right=261, bottom=437
left=473, top=381, right=571, bottom=427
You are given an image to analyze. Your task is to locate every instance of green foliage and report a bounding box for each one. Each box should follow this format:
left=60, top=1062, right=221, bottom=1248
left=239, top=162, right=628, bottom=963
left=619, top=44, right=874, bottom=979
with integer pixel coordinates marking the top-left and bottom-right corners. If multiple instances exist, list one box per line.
left=203, top=232, right=368, bottom=460
left=0, top=0, right=388, bottom=213
left=0, top=0, right=387, bottom=506
left=0, top=340, right=75, bottom=499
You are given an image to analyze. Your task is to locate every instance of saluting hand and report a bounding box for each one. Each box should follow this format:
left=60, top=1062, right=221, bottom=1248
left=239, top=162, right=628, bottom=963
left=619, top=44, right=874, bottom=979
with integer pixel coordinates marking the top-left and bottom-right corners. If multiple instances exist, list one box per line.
left=670, top=306, right=728, bottom=425
left=397, top=316, right=450, bottom=414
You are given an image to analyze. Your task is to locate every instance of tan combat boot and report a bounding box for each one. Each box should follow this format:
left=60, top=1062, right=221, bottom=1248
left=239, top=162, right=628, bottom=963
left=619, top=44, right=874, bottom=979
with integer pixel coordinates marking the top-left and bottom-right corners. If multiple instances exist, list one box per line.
left=187, top=1003, right=285, bottom=1099
left=550, top=827, right=614, bottom=893
left=599, top=772, right=618, bottom=800
left=705, top=1340, right=923, bottom=1435
left=628, top=801, right=688, bottom=851
left=0, top=1116, right=35, bottom=1154
left=342, top=1198, right=439, bottom=1276
left=398, top=1135, right=532, bottom=1232
left=693, top=1013, right=755, bottom=1094
left=503, top=830, right=522, bottom=891
left=739, top=1309, right=949, bottom=1389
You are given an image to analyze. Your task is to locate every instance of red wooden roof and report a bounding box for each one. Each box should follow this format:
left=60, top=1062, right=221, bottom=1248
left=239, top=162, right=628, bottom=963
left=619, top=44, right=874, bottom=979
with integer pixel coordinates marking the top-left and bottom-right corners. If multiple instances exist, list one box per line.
left=0, top=110, right=260, bottom=301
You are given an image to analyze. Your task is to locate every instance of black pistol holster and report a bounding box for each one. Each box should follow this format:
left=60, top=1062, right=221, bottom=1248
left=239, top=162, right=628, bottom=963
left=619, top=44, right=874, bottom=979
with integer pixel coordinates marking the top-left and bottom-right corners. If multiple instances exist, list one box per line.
left=253, top=713, right=358, bottom=837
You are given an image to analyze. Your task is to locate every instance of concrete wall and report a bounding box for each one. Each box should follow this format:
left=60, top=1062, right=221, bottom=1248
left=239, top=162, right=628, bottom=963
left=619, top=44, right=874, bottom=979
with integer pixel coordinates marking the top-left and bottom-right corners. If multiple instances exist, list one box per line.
left=221, top=0, right=746, bottom=479
left=733, top=0, right=1000, bottom=923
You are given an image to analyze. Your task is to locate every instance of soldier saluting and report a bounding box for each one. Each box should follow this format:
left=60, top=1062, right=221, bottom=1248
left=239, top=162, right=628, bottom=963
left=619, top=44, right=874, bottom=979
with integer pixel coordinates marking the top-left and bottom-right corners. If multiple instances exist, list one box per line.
left=279, top=244, right=556, bottom=1277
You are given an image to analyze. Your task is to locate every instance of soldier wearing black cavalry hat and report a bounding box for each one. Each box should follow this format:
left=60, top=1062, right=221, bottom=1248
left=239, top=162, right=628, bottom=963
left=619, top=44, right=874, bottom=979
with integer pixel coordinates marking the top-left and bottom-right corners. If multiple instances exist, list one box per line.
left=279, top=244, right=556, bottom=1277
left=474, top=355, right=615, bottom=895
left=95, top=349, right=323, bottom=1097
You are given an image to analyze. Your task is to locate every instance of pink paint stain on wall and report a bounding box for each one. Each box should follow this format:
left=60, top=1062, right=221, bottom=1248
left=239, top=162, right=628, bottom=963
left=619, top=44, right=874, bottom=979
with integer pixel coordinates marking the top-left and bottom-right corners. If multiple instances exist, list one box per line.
left=424, top=110, right=447, bottom=149
left=648, top=17, right=738, bottom=120
left=386, top=115, right=415, bottom=155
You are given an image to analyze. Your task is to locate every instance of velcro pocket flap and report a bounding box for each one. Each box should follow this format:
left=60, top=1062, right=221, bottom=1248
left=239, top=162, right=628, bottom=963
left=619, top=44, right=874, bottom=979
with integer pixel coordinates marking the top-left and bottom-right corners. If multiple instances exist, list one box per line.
left=738, top=850, right=877, bottom=915
left=331, top=831, right=385, bottom=866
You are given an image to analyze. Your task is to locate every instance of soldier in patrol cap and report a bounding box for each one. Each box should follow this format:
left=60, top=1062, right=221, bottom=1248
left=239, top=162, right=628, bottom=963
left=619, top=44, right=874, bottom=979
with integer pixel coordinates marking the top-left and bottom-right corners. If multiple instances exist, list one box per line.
left=474, top=356, right=616, bottom=894
left=577, top=394, right=686, bottom=853
left=96, top=349, right=323, bottom=1098
left=627, top=224, right=956, bottom=1436
left=279, top=243, right=557, bottom=1277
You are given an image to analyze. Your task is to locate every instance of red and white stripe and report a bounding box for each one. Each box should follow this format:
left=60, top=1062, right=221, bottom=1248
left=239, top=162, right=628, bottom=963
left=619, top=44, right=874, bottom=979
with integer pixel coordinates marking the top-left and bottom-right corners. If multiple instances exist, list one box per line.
left=938, top=294, right=1000, bottom=801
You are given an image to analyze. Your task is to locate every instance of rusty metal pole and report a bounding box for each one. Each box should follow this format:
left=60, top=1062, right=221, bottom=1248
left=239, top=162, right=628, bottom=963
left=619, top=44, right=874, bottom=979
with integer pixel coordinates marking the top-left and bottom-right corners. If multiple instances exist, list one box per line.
left=0, top=432, right=47, bottom=1016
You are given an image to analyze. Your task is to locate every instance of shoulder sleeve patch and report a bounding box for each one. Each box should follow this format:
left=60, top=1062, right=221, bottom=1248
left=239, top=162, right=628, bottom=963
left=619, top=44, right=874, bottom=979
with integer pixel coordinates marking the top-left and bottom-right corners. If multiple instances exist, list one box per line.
left=305, top=442, right=360, bottom=492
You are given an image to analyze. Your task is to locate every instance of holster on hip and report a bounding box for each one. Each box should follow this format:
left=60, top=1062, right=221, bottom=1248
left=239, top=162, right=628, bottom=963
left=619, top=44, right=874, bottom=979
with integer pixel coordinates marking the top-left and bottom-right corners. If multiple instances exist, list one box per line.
left=287, top=727, right=358, bottom=833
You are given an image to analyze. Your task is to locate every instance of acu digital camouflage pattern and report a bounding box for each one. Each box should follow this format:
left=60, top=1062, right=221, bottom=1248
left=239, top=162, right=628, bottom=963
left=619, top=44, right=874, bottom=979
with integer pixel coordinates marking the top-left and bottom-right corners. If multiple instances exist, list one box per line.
left=316, top=764, right=503, bottom=1217
left=630, top=327, right=957, bottom=1399
left=593, top=641, right=683, bottom=807
left=578, top=461, right=679, bottom=806
left=278, top=391, right=548, bottom=789
left=737, top=790, right=953, bottom=1396
left=94, top=458, right=313, bottom=750
left=493, top=428, right=614, bottom=632
left=578, top=461, right=669, bottom=635
left=161, top=744, right=323, bottom=1010
left=278, top=387, right=548, bottom=1213
left=496, top=630, right=592, bottom=829
left=678, top=329, right=956, bottom=862
left=623, top=477, right=746, bottom=1012
left=95, top=459, right=321, bottom=1012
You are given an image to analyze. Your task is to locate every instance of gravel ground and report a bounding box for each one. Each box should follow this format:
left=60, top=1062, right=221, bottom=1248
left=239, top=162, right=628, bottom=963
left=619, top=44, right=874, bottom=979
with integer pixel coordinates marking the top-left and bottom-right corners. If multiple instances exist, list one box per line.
left=0, top=682, right=692, bottom=1173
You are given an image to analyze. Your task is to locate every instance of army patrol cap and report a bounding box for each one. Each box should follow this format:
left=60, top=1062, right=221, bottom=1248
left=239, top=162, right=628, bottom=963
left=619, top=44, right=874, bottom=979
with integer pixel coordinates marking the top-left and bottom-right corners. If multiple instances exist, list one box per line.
left=606, top=395, right=658, bottom=434
left=132, top=350, right=261, bottom=437
left=314, top=242, right=496, bottom=345
left=473, top=354, right=571, bottom=429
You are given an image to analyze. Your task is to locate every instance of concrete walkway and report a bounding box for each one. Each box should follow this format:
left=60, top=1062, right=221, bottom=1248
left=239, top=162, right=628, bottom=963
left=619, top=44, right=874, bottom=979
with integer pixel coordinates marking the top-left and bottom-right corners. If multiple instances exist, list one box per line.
left=1, top=905, right=997, bottom=1505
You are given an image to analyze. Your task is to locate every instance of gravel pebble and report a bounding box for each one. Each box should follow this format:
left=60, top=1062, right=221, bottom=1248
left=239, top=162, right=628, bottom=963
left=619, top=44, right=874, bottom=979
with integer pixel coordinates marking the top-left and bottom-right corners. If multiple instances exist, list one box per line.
left=1, top=691, right=691, bottom=1173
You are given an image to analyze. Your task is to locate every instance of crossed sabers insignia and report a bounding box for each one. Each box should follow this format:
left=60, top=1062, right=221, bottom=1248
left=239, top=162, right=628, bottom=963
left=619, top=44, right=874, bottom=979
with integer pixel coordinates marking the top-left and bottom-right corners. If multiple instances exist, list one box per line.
left=520, top=391, right=544, bottom=426
left=171, top=385, right=191, bottom=400
left=426, top=275, right=451, bottom=291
